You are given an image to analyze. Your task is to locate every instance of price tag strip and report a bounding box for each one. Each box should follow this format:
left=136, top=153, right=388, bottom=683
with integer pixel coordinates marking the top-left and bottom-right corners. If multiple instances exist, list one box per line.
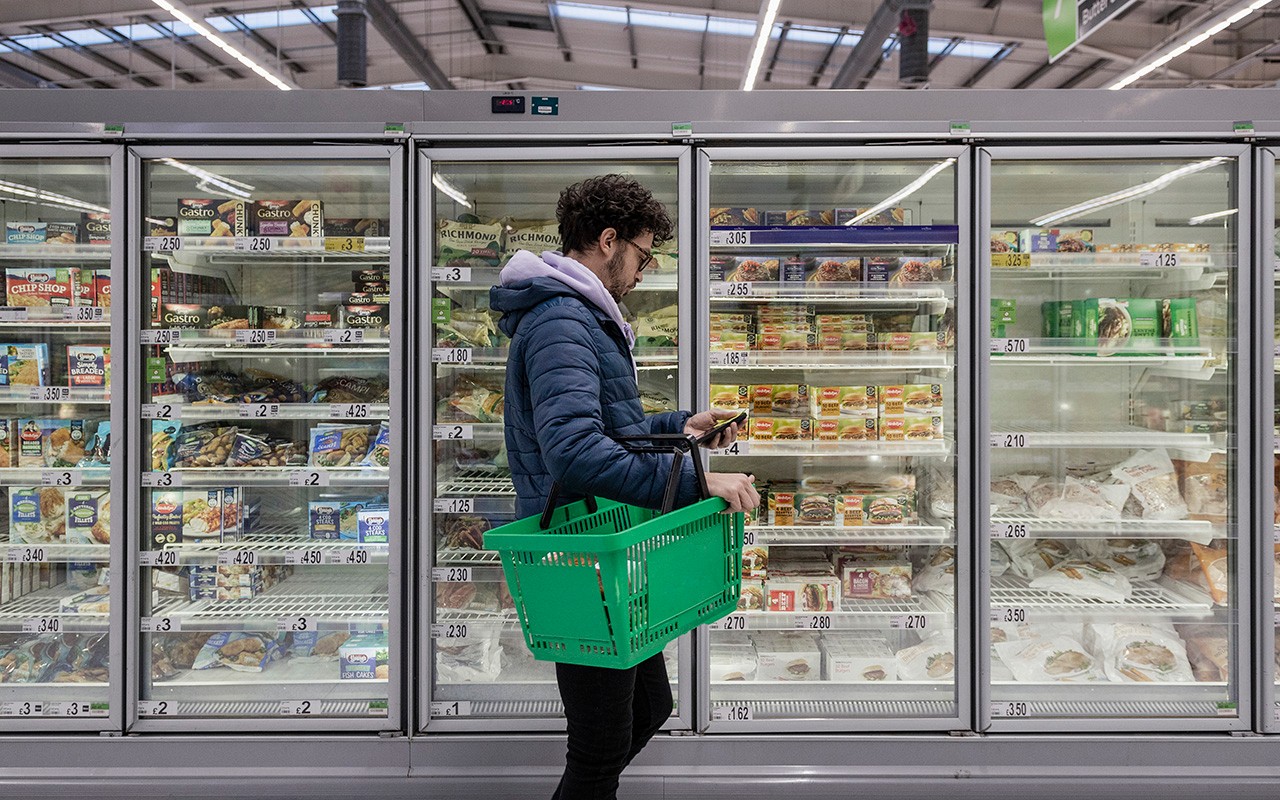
left=238, top=403, right=280, bottom=419
left=280, top=700, right=318, bottom=716
left=289, top=470, right=331, bottom=487
left=235, top=329, right=277, bottom=345
left=331, top=403, right=373, bottom=420
left=433, top=424, right=474, bottom=441
left=0, top=701, right=103, bottom=717
left=430, top=266, right=473, bottom=283
left=323, top=329, right=365, bottom=344
left=709, top=230, right=753, bottom=247
left=430, top=622, right=471, bottom=641
left=6, top=546, right=47, bottom=563
left=712, top=705, right=754, bottom=721
left=889, top=614, right=930, bottom=631
left=42, top=470, right=82, bottom=487
left=0, top=308, right=28, bottom=322
left=217, top=549, right=259, bottom=567
left=138, top=700, right=177, bottom=717
left=142, top=472, right=181, bottom=488
left=432, top=347, right=473, bottom=364
left=140, top=550, right=180, bottom=567
left=710, top=282, right=753, bottom=297
left=433, top=498, right=474, bottom=514
left=143, top=236, right=182, bottom=252
left=277, top=616, right=313, bottom=633
left=708, top=351, right=750, bottom=367
left=794, top=614, right=833, bottom=631
left=140, top=329, right=182, bottom=345
left=335, top=548, right=371, bottom=565
left=22, top=617, right=63, bottom=634
left=286, top=549, right=327, bottom=566
left=991, top=701, right=1030, bottom=718
left=1139, top=251, right=1180, bottom=268
left=990, top=607, right=1029, bottom=624
left=234, top=236, right=273, bottom=252
left=324, top=237, right=366, bottom=253
left=992, top=522, right=1030, bottom=539
left=141, top=403, right=181, bottom=420
left=990, top=433, right=1029, bottom=448
left=707, top=441, right=749, bottom=457
left=430, top=701, right=472, bottom=717
left=432, top=566, right=473, bottom=583
left=140, top=616, right=181, bottom=633
left=30, top=387, right=71, bottom=402
left=716, top=614, right=748, bottom=631
left=990, top=338, right=1029, bottom=355
left=63, top=307, right=105, bottom=322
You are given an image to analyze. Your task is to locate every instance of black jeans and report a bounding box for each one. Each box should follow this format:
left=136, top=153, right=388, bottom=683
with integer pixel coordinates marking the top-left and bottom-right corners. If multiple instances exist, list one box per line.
left=551, top=652, right=673, bottom=800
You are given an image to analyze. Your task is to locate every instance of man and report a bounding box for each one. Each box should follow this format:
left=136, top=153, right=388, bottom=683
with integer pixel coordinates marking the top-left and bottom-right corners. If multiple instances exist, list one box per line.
left=490, top=174, right=758, bottom=799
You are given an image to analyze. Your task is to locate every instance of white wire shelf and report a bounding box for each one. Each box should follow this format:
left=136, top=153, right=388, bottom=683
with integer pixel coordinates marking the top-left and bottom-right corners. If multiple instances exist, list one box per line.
left=989, top=574, right=1214, bottom=620
left=0, top=244, right=111, bottom=261
left=744, top=524, right=952, bottom=546
left=434, top=470, right=515, bottom=498
left=160, top=403, right=391, bottom=422
left=142, top=538, right=389, bottom=566
left=710, top=439, right=951, bottom=458
left=0, top=587, right=110, bottom=632
left=3, top=543, right=109, bottom=563
left=709, top=351, right=952, bottom=370
left=0, top=467, right=110, bottom=487
left=989, top=425, right=1216, bottom=449
left=149, top=467, right=389, bottom=488
left=434, top=548, right=501, bottom=566
left=990, top=514, right=1220, bottom=544
left=710, top=698, right=956, bottom=720
left=720, top=593, right=954, bottom=631
left=151, top=572, right=389, bottom=631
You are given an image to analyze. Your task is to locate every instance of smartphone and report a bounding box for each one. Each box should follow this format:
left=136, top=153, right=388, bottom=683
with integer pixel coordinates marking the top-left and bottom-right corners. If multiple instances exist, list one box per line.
left=695, top=411, right=748, bottom=445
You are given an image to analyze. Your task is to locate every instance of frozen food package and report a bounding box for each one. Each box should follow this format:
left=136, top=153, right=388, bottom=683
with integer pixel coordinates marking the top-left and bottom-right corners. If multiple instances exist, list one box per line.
left=1025, top=478, right=1128, bottom=521
left=1175, top=454, right=1228, bottom=523
left=9, top=486, right=65, bottom=544
left=361, top=422, right=390, bottom=467
left=173, top=425, right=237, bottom=468
left=1110, top=449, right=1189, bottom=520
left=436, top=627, right=503, bottom=683
left=308, top=424, right=374, bottom=467
left=990, top=541, right=1011, bottom=577
left=913, top=546, right=956, bottom=596
left=895, top=632, right=954, bottom=681
left=1029, top=560, right=1133, bottom=602
left=709, top=643, right=758, bottom=681
left=1178, top=624, right=1230, bottom=683
left=1189, top=542, right=1229, bottom=605
left=1003, top=538, right=1075, bottom=580
left=191, top=632, right=281, bottom=672
left=1079, top=538, right=1165, bottom=582
left=288, top=631, right=350, bottom=660
left=990, top=474, right=1038, bottom=514
left=436, top=219, right=503, bottom=267
left=993, top=635, right=1105, bottom=682
left=1088, top=623, right=1195, bottom=683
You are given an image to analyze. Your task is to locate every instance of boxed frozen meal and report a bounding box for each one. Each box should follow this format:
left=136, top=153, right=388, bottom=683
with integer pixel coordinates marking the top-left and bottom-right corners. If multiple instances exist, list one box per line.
left=793, top=492, right=834, bottom=526
left=763, top=209, right=833, bottom=226
left=250, top=199, right=323, bottom=238
left=766, top=577, right=839, bottom=612
left=861, top=493, right=916, bottom=526
left=2, top=344, right=50, bottom=386
left=66, top=490, right=109, bottom=545
left=308, top=501, right=341, bottom=540
left=45, top=222, right=77, bottom=245
left=723, top=258, right=778, bottom=282
left=821, top=634, right=897, bottom=681
left=753, top=384, right=809, bottom=415
left=768, top=487, right=795, bottom=526
left=177, top=198, right=246, bottom=238
left=752, top=632, right=821, bottom=681
left=1079, top=298, right=1161, bottom=355
left=340, top=632, right=390, bottom=680
left=337, top=304, right=388, bottom=330
left=6, top=267, right=78, bottom=308
left=990, top=230, right=1020, bottom=253
left=877, top=332, right=946, bottom=352
left=835, top=207, right=911, bottom=226
left=5, top=222, right=46, bottom=245
left=80, top=212, right=111, bottom=245
left=67, top=345, right=108, bottom=388
left=149, top=489, right=229, bottom=547
left=880, top=415, right=943, bottom=442
left=1055, top=229, right=1094, bottom=252
left=991, top=299, right=1017, bottom=325
left=841, top=560, right=912, bottom=599
left=751, top=417, right=810, bottom=443
left=709, top=208, right=761, bottom=226
left=710, top=643, right=758, bottom=682
left=59, top=590, right=109, bottom=614
left=813, top=385, right=877, bottom=417
left=436, top=219, right=502, bottom=267
left=356, top=505, right=389, bottom=543
left=326, top=218, right=382, bottom=238
left=0, top=419, right=15, bottom=467
left=879, top=384, right=943, bottom=416
left=1019, top=229, right=1058, bottom=253
left=158, top=303, right=261, bottom=330
left=802, top=257, right=860, bottom=284
left=742, top=546, right=768, bottom=580
left=9, top=486, right=64, bottom=544
left=709, top=384, right=750, bottom=410
left=815, top=417, right=878, bottom=442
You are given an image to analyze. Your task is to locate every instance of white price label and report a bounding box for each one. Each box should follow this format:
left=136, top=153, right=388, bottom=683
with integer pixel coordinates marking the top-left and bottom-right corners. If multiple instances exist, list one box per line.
left=239, top=403, right=280, bottom=419
left=140, top=616, right=180, bottom=633
left=432, top=347, right=473, bottom=364
left=234, top=236, right=273, bottom=252
left=431, top=623, right=470, bottom=640
left=143, top=236, right=182, bottom=252
left=993, top=522, right=1030, bottom=539
left=716, top=614, right=748, bottom=631
left=991, top=607, right=1029, bottom=624
left=709, top=230, right=752, bottom=247
left=141, top=329, right=181, bottom=345
left=991, top=701, right=1029, bottom=718
left=140, top=549, right=179, bottom=567
left=277, top=616, right=312, bottom=633
left=1273, top=525, right=1280, bottom=544
left=42, top=470, right=81, bottom=487
left=44, top=702, right=88, bottom=717
left=287, top=549, right=326, bottom=566
left=431, top=266, right=472, bottom=282
left=2, top=702, right=39, bottom=716
left=289, top=470, right=330, bottom=487
left=795, top=614, right=832, bottom=630
left=709, top=351, right=750, bottom=367
left=141, top=403, right=181, bottom=420
left=218, top=549, right=258, bottom=567
left=335, top=548, right=371, bottom=565
left=7, top=546, right=47, bottom=563
left=142, top=472, right=181, bottom=488
left=138, top=700, right=174, bottom=717
left=235, top=329, right=276, bottom=345
left=323, top=328, right=365, bottom=344
left=990, top=433, right=1028, bottom=448
left=22, top=617, right=62, bottom=634
left=708, top=441, right=748, bottom=457
left=430, top=701, right=472, bottom=717
left=432, top=424, right=473, bottom=441
left=64, top=306, right=104, bottom=322
left=433, top=498, right=474, bottom=514
left=432, top=566, right=473, bottom=583
left=280, top=700, right=316, bottom=716
left=0, top=307, right=28, bottom=322
left=742, top=530, right=757, bottom=547
left=990, top=338, right=1029, bottom=354
left=331, top=403, right=372, bottom=419
left=710, top=282, right=753, bottom=297
left=889, top=615, right=930, bottom=631
left=30, top=387, right=70, bottom=402
left=1140, top=251, right=1179, bottom=268
left=713, top=705, right=754, bottom=721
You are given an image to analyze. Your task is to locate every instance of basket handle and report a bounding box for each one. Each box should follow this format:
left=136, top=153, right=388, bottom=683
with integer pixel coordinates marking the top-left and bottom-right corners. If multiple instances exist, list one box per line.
left=538, top=433, right=710, bottom=530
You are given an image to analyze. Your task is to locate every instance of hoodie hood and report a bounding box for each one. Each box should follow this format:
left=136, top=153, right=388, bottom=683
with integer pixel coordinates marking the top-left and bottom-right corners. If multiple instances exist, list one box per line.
left=490, top=249, right=635, bottom=348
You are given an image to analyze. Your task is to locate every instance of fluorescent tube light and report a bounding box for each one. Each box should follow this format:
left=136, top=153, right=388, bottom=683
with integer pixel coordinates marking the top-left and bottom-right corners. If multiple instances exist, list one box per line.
left=1109, top=0, right=1275, bottom=89
left=149, top=0, right=294, bottom=91
left=159, top=158, right=255, bottom=199
left=741, top=0, right=783, bottom=91
left=432, top=174, right=472, bottom=209
left=844, top=159, right=956, bottom=226
left=1188, top=208, right=1238, bottom=225
left=0, top=180, right=109, bottom=214
left=1030, top=158, right=1227, bottom=227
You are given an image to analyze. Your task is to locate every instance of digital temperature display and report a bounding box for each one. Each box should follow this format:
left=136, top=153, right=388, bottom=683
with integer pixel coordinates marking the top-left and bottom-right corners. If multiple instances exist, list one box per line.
left=491, top=96, right=526, bottom=114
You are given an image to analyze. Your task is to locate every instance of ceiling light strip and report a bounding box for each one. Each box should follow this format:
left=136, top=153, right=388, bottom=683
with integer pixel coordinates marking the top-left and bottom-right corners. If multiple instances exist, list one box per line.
left=1030, top=158, right=1228, bottom=227
left=741, top=0, right=783, bottom=91
left=150, top=0, right=294, bottom=91
left=1108, top=0, right=1275, bottom=89
left=846, top=159, right=956, bottom=226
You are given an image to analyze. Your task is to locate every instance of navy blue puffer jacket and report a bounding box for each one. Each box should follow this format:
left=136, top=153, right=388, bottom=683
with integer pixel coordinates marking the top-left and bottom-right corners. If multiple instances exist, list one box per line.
left=490, top=274, right=696, bottom=520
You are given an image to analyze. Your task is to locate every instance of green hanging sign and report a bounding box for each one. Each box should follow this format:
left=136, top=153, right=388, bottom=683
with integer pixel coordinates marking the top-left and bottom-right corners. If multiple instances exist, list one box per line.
left=1044, top=0, right=1138, bottom=63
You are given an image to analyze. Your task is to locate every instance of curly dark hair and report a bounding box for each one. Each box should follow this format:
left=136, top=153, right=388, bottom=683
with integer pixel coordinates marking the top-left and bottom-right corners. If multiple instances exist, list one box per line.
left=556, top=174, right=674, bottom=254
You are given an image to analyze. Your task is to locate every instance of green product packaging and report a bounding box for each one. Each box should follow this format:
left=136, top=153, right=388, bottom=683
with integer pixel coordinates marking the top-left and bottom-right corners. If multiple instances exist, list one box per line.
left=1041, top=301, right=1057, bottom=339
left=1081, top=298, right=1160, bottom=356
left=1057, top=302, right=1074, bottom=341
left=991, top=322, right=1006, bottom=338
left=1164, top=298, right=1199, bottom=354
left=146, top=357, right=167, bottom=384
left=991, top=299, right=1016, bottom=325
left=431, top=298, right=452, bottom=325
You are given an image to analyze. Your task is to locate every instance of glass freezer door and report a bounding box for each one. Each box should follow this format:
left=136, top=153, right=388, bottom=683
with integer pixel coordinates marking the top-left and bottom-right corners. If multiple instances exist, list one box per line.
left=0, top=149, right=120, bottom=730
left=699, top=148, right=969, bottom=731
left=421, top=147, right=691, bottom=730
left=130, top=147, right=403, bottom=730
left=981, top=147, right=1248, bottom=731
left=1264, top=147, right=1278, bottom=733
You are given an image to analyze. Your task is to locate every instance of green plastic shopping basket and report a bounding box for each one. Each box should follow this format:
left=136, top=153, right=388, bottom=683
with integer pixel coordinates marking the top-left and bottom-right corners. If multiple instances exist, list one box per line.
left=483, top=433, right=743, bottom=669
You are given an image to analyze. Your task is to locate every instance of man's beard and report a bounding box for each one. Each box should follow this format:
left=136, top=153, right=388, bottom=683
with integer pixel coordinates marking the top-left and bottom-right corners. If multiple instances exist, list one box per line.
left=602, top=249, right=629, bottom=301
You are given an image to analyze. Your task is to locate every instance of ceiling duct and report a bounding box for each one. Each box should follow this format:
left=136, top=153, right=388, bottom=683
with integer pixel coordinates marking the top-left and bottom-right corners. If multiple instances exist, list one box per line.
left=897, top=7, right=929, bottom=85
left=336, top=0, right=368, bottom=87
left=830, top=0, right=931, bottom=89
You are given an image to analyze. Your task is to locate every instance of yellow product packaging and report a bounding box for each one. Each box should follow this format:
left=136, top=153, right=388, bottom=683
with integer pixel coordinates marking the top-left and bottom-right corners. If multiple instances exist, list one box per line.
left=813, top=386, right=877, bottom=417
left=879, top=384, right=943, bottom=416
left=710, top=384, right=750, bottom=410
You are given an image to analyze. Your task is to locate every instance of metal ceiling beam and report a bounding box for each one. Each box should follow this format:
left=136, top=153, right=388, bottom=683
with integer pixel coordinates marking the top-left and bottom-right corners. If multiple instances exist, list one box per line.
left=548, top=3, right=572, bottom=62
left=930, top=35, right=961, bottom=69
left=293, top=0, right=338, bottom=43
left=831, top=0, right=930, bottom=89
left=961, top=40, right=1018, bottom=88
left=809, top=24, right=849, bottom=86
left=0, top=36, right=112, bottom=88
left=28, top=24, right=159, bottom=87
left=0, top=57, right=57, bottom=88
left=212, top=7, right=308, bottom=74
left=764, top=20, right=791, bottom=83
left=1188, top=39, right=1280, bottom=87
left=90, top=20, right=201, bottom=83
left=625, top=5, right=638, bottom=69
left=363, top=0, right=455, bottom=88
left=1012, top=58, right=1057, bottom=89
left=698, top=13, right=710, bottom=84
left=139, top=15, right=243, bottom=80
left=148, top=0, right=300, bottom=88
left=1057, top=57, right=1109, bottom=88
left=457, top=0, right=504, bottom=55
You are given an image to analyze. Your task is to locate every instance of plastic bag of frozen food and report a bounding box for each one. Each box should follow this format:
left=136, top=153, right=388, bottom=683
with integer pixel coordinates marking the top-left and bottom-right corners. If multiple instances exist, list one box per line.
left=1030, top=560, right=1133, bottom=602
left=192, top=632, right=281, bottom=672
left=994, top=635, right=1105, bottom=682
left=913, top=546, right=956, bottom=596
left=895, top=632, right=954, bottom=681
left=1088, top=623, right=1195, bottom=683
left=1026, top=478, right=1128, bottom=521
left=1110, top=449, right=1188, bottom=521
left=928, top=468, right=955, bottom=521
left=1177, top=455, right=1228, bottom=523
left=990, top=541, right=1010, bottom=577
left=288, top=631, right=350, bottom=661
left=1190, top=542, right=1229, bottom=605
left=435, top=627, right=503, bottom=683
left=1178, top=624, right=1229, bottom=682
left=990, top=474, right=1038, bottom=514
left=1079, top=538, right=1166, bottom=582
left=1003, top=538, right=1076, bottom=580
left=360, top=421, right=390, bottom=467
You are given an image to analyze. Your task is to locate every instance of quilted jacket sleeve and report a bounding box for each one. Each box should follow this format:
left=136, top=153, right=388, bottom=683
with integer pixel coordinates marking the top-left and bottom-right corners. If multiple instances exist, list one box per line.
left=644, top=410, right=692, bottom=436
left=523, top=304, right=699, bottom=510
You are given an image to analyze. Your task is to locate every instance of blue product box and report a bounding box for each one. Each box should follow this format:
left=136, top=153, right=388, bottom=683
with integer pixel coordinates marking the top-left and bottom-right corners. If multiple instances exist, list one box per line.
left=356, top=505, right=389, bottom=543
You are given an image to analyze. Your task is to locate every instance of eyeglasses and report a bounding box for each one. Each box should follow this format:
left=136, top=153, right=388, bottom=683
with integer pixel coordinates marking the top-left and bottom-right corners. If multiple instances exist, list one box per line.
left=621, top=238, right=656, bottom=272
